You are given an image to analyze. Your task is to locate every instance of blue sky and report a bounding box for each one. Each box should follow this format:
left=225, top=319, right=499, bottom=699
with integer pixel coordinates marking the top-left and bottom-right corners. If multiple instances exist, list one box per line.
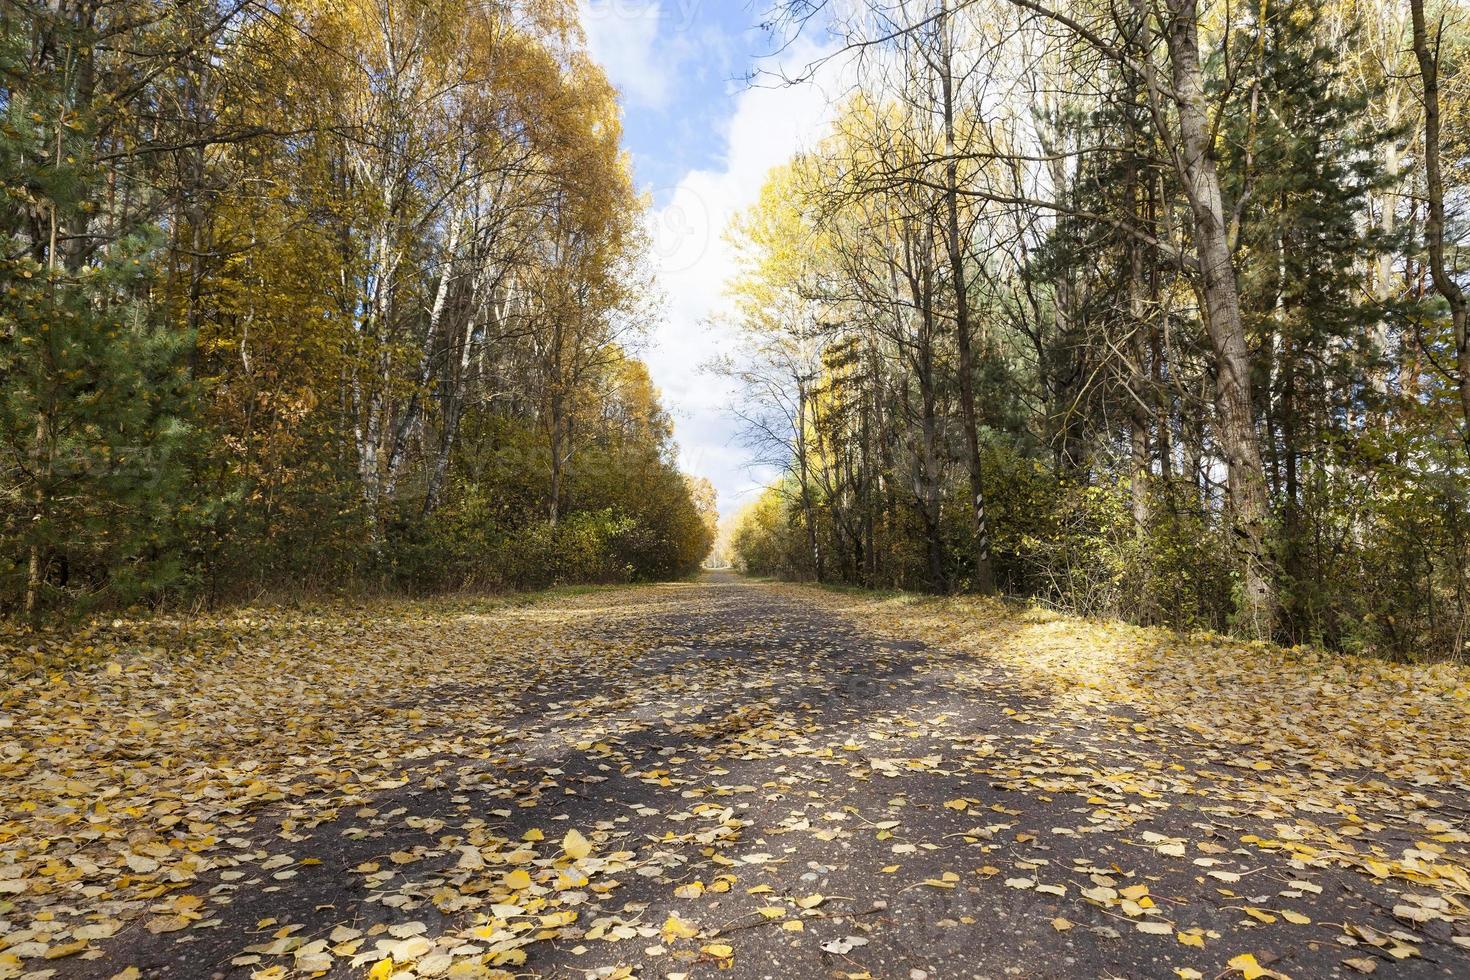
left=578, top=1, right=841, bottom=519
left=582, top=1, right=752, bottom=192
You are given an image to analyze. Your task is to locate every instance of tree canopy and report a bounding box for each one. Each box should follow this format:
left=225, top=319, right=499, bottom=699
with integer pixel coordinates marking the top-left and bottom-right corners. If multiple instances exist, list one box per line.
left=0, top=0, right=712, bottom=617
left=728, top=0, right=1470, bottom=659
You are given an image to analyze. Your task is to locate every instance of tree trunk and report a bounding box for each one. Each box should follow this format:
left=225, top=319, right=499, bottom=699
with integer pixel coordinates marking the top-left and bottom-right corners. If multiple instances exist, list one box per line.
left=796, top=376, right=825, bottom=581
left=1411, top=0, right=1470, bottom=450
left=938, top=0, right=997, bottom=594
left=1162, top=0, right=1277, bottom=639
left=27, top=147, right=63, bottom=621
left=548, top=389, right=565, bottom=527
left=25, top=412, right=50, bottom=622
left=1148, top=175, right=1175, bottom=485
left=386, top=222, right=461, bottom=501
left=1126, top=164, right=1151, bottom=535
left=914, top=285, right=949, bottom=594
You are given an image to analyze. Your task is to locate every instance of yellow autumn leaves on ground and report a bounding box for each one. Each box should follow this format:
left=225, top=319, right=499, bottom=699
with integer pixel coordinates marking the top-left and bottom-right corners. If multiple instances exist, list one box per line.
left=0, top=592, right=644, bottom=978
left=790, top=582, right=1470, bottom=944
left=2, top=577, right=1468, bottom=980
left=808, top=584, right=1470, bottom=801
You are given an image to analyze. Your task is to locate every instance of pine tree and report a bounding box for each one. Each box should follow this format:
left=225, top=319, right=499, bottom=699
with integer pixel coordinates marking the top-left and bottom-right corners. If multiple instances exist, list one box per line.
left=1219, top=0, right=1397, bottom=645
left=0, top=11, right=194, bottom=618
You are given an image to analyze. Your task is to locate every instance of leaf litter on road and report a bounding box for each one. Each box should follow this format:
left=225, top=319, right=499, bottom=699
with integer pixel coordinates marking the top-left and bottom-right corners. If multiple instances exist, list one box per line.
left=1, top=577, right=1467, bottom=978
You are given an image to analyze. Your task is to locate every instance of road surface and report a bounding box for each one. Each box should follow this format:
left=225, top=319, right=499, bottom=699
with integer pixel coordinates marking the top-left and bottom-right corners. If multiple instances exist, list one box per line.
left=10, top=575, right=1469, bottom=979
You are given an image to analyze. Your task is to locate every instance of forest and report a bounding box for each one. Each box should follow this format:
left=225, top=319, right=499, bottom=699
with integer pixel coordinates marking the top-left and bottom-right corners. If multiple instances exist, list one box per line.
left=726, top=0, right=1470, bottom=659
left=0, top=0, right=716, bottom=620
left=5, top=4, right=1470, bottom=977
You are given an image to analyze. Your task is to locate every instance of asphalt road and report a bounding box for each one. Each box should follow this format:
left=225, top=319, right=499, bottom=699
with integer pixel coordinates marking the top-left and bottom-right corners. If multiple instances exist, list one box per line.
left=64, top=575, right=1470, bottom=980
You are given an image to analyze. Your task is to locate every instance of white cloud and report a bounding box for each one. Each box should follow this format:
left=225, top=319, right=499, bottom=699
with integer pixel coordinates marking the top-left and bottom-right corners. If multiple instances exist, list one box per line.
left=640, top=39, right=848, bottom=518
left=575, top=0, right=847, bottom=517
left=579, top=1, right=671, bottom=109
